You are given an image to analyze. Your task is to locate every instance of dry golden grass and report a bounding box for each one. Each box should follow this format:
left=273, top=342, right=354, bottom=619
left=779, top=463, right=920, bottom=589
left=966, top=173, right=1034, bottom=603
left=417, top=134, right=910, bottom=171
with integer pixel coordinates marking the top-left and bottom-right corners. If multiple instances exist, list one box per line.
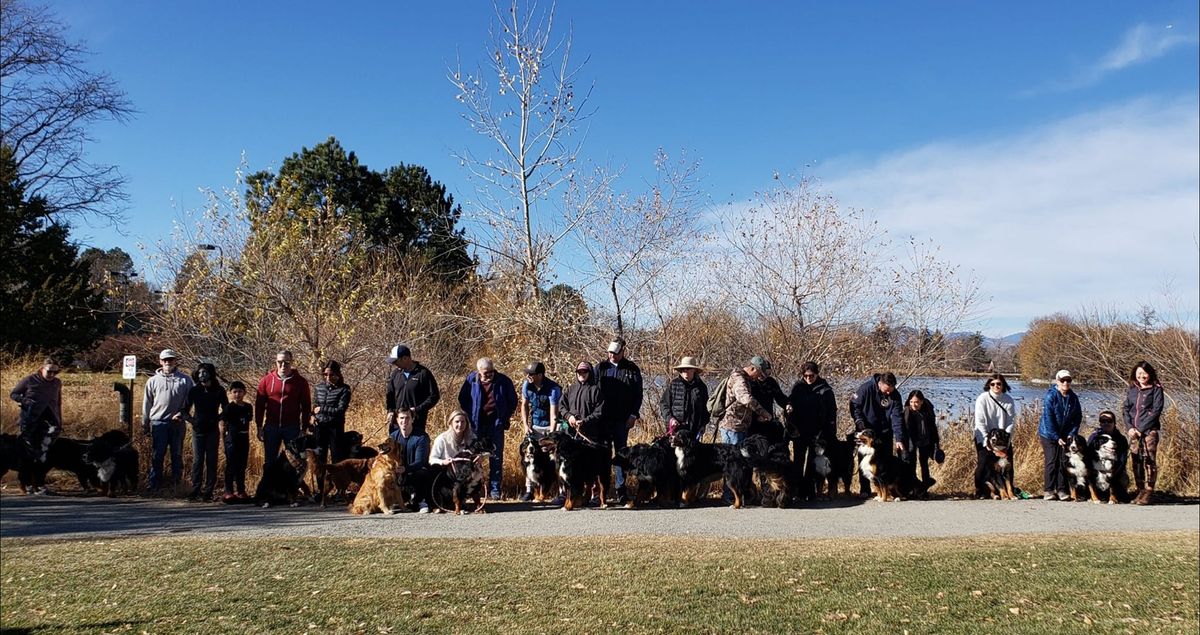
left=3, top=362, right=1196, bottom=498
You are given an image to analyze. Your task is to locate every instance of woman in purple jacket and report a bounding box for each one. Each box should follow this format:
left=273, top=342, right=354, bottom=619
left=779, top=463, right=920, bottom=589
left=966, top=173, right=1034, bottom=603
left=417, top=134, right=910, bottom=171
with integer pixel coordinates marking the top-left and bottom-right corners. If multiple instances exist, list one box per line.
left=1122, top=361, right=1165, bottom=505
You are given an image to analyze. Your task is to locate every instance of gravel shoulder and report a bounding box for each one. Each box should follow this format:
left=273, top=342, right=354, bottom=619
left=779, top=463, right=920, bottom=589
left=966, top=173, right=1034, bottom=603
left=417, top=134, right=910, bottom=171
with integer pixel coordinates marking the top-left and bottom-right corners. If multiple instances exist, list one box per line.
left=2, top=494, right=1196, bottom=540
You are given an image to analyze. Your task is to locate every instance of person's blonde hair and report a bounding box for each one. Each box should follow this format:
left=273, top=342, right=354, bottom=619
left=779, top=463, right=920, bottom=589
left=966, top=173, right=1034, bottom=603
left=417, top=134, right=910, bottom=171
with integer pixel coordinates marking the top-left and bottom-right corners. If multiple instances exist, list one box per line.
left=447, top=410, right=472, bottom=442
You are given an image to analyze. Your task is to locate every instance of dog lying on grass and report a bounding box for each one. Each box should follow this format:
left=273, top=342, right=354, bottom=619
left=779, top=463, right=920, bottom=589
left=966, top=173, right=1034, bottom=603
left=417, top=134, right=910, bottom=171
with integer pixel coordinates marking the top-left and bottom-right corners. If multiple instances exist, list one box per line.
left=350, top=439, right=407, bottom=515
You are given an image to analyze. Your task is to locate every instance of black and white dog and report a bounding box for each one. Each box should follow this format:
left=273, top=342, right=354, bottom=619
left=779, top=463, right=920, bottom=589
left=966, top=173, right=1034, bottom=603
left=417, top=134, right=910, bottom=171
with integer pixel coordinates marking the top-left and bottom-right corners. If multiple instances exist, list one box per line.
left=1089, top=433, right=1130, bottom=504
left=81, top=430, right=139, bottom=496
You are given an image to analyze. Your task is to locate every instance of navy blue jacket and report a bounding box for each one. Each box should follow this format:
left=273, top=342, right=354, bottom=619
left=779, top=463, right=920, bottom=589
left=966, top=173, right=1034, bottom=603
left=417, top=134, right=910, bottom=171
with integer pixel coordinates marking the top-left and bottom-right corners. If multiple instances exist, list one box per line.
left=1038, top=385, right=1081, bottom=441
left=457, top=371, right=518, bottom=432
left=848, top=375, right=905, bottom=444
left=388, top=430, right=430, bottom=469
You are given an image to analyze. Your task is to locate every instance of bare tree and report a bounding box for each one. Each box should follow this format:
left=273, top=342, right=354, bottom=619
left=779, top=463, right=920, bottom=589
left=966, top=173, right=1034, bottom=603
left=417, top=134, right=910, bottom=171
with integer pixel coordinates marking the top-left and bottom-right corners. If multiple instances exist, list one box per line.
left=581, top=149, right=704, bottom=337
left=0, top=0, right=133, bottom=222
left=449, top=0, right=596, bottom=294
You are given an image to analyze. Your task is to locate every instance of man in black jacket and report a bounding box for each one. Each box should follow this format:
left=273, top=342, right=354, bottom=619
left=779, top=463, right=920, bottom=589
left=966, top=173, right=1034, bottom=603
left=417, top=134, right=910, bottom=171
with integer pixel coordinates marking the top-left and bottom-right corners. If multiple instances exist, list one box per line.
left=848, top=372, right=907, bottom=496
left=596, top=337, right=642, bottom=503
left=385, top=344, right=440, bottom=436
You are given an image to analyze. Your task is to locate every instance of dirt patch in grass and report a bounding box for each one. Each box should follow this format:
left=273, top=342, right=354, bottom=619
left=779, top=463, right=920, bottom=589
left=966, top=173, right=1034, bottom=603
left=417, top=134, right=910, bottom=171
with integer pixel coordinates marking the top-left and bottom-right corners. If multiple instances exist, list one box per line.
left=1, top=532, right=1196, bottom=634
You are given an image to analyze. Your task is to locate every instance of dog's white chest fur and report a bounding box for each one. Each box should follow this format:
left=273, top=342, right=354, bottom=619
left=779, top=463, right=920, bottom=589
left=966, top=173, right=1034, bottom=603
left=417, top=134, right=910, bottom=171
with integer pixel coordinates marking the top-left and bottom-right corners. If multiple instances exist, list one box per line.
left=994, top=456, right=1009, bottom=472
left=857, top=447, right=876, bottom=480
left=96, top=459, right=117, bottom=483
left=1067, top=452, right=1088, bottom=484
left=675, top=447, right=687, bottom=474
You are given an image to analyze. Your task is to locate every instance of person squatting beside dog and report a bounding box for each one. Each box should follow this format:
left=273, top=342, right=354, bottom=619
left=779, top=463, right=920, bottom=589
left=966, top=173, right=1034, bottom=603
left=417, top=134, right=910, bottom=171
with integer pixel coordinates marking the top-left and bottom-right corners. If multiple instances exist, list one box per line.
left=8, top=358, right=63, bottom=494
left=142, top=350, right=194, bottom=492
left=457, top=357, right=517, bottom=500
left=1038, top=370, right=1083, bottom=501
left=1123, top=360, right=1164, bottom=505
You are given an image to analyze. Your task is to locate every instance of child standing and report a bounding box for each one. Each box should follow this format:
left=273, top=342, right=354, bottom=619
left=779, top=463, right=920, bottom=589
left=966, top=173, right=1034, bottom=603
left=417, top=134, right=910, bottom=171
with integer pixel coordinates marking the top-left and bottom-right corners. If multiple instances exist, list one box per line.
left=221, top=381, right=253, bottom=502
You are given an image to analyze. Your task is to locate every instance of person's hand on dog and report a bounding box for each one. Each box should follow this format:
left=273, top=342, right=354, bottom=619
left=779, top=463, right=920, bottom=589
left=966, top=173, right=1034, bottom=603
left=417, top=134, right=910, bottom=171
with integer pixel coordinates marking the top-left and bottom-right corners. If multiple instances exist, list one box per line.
left=1057, top=438, right=1066, bottom=447
left=894, top=441, right=905, bottom=454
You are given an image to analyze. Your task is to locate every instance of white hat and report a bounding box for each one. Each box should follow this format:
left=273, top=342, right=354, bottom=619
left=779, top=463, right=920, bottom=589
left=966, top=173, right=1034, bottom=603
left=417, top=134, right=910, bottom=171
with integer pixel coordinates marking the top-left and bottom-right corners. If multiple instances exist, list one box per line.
left=1055, top=369, right=1073, bottom=381
left=606, top=340, right=624, bottom=354
left=159, top=349, right=180, bottom=360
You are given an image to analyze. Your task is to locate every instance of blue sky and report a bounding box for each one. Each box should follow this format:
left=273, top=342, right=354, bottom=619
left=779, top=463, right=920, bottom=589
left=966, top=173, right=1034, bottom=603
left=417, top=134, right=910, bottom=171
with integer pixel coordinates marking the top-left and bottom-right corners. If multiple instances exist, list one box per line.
left=54, top=1, right=1200, bottom=337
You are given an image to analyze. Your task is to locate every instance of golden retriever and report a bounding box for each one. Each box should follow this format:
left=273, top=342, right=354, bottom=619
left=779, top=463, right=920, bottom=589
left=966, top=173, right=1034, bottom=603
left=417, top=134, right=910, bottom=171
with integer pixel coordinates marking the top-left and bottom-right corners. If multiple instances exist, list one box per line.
left=349, top=439, right=406, bottom=515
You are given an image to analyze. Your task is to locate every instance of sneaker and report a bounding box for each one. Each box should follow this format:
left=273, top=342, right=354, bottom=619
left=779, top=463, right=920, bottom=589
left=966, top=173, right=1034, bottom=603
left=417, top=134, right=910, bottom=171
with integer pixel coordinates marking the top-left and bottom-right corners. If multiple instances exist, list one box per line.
left=488, top=490, right=502, bottom=501
left=31, top=486, right=50, bottom=496
left=518, top=490, right=534, bottom=502
left=549, top=494, right=566, bottom=506
left=1042, top=492, right=1055, bottom=501
left=417, top=502, right=430, bottom=514
left=1057, top=490, right=1072, bottom=501
left=222, top=493, right=237, bottom=503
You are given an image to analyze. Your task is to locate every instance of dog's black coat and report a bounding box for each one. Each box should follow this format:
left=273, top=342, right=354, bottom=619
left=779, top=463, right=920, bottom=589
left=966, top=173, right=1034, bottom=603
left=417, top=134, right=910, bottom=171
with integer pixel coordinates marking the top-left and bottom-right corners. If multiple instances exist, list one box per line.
left=0, top=433, right=24, bottom=487
left=25, top=437, right=102, bottom=492
left=613, top=437, right=680, bottom=508
left=432, top=438, right=492, bottom=513
left=980, top=428, right=1016, bottom=500
left=539, top=431, right=612, bottom=510
left=1089, top=432, right=1130, bottom=503
left=855, top=429, right=918, bottom=501
left=336, top=430, right=378, bottom=460
left=739, top=434, right=796, bottom=507
left=255, top=438, right=312, bottom=507
left=669, top=432, right=755, bottom=508
left=519, top=434, right=558, bottom=502
left=1065, top=434, right=1099, bottom=502
left=82, top=430, right=139, bottom=496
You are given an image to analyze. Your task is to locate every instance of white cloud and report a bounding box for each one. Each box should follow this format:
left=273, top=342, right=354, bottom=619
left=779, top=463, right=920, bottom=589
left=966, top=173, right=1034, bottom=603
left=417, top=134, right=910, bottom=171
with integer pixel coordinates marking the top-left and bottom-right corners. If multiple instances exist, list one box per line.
left=1026, top=23, right=1198, bottom=95
left=1098, top=23, right=1198, bottom=73
left=819, top=97, right=1200, bottom=337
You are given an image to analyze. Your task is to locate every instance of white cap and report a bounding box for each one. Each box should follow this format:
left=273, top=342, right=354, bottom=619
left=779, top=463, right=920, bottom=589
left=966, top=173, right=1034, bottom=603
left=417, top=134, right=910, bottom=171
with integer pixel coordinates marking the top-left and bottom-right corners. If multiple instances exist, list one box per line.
left=1055, top=369, right=1072, bottom=381
left=159, top=349, right=180, bottom=360
left=606, top=341, right=623, bottom=354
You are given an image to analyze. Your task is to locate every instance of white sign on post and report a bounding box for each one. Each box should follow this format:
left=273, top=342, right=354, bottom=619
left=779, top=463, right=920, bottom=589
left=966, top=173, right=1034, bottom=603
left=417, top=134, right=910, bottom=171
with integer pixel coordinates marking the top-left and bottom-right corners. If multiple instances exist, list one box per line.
left=122, top=355, right=137, bottom=380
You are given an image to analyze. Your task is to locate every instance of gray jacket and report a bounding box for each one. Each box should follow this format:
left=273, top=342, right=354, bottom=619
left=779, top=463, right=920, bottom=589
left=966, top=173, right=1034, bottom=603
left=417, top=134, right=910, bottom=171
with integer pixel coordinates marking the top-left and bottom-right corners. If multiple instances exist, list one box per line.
left=142, top=368, right=194, bottom=423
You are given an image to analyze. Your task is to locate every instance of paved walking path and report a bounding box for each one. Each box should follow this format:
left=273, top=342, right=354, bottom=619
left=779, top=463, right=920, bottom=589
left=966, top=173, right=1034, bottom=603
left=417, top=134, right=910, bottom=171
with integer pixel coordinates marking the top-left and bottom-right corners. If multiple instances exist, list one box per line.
left=2, top=494, right=1196, bottom=540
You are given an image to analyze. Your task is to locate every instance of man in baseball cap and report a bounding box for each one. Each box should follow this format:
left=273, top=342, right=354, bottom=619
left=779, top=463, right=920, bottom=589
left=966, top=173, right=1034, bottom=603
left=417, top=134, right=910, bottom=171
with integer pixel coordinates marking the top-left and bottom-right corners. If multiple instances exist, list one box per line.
left=384, top=344, right=439, bottom=436
left=143, top=348, right=193, bottom=492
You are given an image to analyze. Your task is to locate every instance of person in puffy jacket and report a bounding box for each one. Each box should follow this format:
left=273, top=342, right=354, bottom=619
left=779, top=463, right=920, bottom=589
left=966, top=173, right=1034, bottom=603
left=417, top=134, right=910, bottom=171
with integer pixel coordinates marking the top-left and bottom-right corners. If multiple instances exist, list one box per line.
left=1122, top=360, right=1165, bottom=505
left=255, top=350, right=311, bottom=469
left=1037, top=369, right=1081, bottom=501
left=903, top=389, right=940, bottom=493
left=313, top=360, right=352, bottom=461
left=659, top=357, right=710, bottom=440
left=787, top=360, right=837, bottom=468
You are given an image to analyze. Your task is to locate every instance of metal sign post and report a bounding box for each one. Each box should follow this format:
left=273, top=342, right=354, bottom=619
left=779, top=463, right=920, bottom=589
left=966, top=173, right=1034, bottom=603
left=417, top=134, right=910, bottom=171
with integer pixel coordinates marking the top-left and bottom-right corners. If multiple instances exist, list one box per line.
left=118, top=355, right=137, bottom=435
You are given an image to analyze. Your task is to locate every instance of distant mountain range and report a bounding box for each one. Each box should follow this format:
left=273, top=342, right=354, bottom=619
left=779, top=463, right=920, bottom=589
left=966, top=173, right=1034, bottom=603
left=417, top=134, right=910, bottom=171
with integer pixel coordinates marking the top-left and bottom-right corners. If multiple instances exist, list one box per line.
left=944, top=332, right=1025, bottom=347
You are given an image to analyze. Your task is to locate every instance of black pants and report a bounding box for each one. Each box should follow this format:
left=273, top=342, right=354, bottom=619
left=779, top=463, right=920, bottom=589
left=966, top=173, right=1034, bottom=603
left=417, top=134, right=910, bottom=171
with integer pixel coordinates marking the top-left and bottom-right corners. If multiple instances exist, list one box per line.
left=912, top=444, right=934, bottom=483
left=1040, top=436, right=1066, bottom=495
left=191, top=428, right=219, bottom=496
left=19, top=409, right=58, bottom=464
left=224, top=434, right=249, bottom=495
left=406, top=466, right=434, bottom=508
left=315, top=422, right=345, bottom=462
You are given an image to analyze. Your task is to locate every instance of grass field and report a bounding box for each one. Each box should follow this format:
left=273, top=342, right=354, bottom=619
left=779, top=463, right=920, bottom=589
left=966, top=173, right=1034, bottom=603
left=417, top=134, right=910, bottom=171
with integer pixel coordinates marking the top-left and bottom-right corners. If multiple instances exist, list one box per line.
left=1, top=533, right=1196, bottom=634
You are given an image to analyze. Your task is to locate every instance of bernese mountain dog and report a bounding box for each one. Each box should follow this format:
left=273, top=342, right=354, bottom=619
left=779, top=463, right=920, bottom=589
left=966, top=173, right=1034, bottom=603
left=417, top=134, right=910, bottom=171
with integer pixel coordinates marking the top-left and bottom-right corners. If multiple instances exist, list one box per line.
left=1065, top=434, right=1100, bottom=503
left=539, top=431, right=612, bottom=511
left=254, top=436, right=313, bottom=507
left=669, top=431, right=755, bottom=509
left=981, top=428, right=1016, bottom=500
left=854, top=429, right=916, bottom=502
left=612, top=437, right=680, bottom=508
left=739, top=434, right=796, bottom=507
left=431, top=439, right=492, bottom=515
left=1089, top=432, right=1130, bottom=504
left=81, top=430, right=138, bottom=497
left=520, top=433, right=559, bottom=503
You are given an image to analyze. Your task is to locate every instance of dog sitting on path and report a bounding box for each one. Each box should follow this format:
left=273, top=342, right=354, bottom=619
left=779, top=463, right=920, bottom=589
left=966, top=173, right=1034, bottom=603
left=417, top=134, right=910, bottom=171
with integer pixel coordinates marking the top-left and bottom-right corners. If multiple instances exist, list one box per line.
left=350, top=439, right=407, bottom=515
left=981, top=428, right=1016, bottom=501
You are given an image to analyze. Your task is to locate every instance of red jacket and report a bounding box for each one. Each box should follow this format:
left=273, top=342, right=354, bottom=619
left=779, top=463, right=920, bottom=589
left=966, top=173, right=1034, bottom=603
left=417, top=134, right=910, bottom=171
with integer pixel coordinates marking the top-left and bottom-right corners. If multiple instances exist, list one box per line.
left=255, top=370, right=312, bottom=428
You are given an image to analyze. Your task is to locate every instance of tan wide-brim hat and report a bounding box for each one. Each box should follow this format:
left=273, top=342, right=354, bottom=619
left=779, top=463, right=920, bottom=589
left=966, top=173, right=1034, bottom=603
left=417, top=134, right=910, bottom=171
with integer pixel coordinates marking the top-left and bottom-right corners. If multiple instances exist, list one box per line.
left=673, top=356, right=704, bottom=371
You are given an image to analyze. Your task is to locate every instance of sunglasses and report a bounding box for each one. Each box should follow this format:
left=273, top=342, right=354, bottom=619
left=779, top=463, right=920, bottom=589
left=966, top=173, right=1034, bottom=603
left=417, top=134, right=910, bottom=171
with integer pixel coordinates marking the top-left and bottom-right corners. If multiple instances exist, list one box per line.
left=1059, top=378, right=1072, bottom=383
left=276, top=360, right=292, bottom=365
left=803, top=373, right=817, bottom=379
left=45, top=369, right=60, bottom=375
left=989, top=381, right=1003, bottom=387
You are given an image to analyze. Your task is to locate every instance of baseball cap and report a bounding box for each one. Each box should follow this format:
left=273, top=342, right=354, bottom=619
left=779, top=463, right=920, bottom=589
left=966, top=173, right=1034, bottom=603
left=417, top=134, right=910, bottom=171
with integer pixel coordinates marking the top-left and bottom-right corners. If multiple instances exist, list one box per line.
left=606, top=340, right=624, bottom=354
left=159, top=349, right=179, bottom=360
left=525, top=361, right=546, bottom=376
left=387, top=344, right=412, bottom=363
left=749, top=355, right=771, bottom=372
left=1055, top=369, right=1072, bottom=381
left=576, top=361, right=593, bottom=372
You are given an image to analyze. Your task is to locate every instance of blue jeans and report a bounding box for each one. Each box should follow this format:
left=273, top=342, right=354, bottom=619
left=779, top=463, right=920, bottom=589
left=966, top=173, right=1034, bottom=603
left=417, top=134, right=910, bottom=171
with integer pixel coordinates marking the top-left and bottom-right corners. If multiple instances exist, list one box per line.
left=191, top=428, right=219, bottom=495
left=609, top=420, right=631, bottom=493
left=148, top=420, right=186, bottom=489
left=479, top=425, right=506, bottom=496
left=262, top=425, right=301, bottom=470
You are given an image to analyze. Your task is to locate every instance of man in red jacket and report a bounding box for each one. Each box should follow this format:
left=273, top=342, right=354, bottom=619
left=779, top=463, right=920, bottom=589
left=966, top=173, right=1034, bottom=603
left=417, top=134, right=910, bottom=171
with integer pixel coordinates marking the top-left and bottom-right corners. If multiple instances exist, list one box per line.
left=255, top=350, right=312, bottom=468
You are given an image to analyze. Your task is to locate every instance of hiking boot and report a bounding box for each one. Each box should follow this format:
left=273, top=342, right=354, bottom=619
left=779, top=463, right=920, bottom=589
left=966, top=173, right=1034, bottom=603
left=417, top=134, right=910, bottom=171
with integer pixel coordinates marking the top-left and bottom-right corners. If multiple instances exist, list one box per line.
left=1134, top=489, right=1154, bottom=505
left=518, top=490, right=534, bottom=502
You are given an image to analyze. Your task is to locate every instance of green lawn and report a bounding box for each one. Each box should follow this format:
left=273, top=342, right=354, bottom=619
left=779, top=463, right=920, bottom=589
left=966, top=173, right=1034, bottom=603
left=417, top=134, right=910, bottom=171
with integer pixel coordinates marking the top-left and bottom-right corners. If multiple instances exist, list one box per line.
left=1, top=533, right=1196, bottom=634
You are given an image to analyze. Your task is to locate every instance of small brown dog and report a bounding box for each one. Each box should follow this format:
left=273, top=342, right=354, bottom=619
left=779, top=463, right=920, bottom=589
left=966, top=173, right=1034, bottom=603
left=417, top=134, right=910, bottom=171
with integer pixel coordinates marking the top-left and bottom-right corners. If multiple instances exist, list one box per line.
left=349, top=439, right=406, bottom=515
left=305, top=449, right=373, bottom=508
